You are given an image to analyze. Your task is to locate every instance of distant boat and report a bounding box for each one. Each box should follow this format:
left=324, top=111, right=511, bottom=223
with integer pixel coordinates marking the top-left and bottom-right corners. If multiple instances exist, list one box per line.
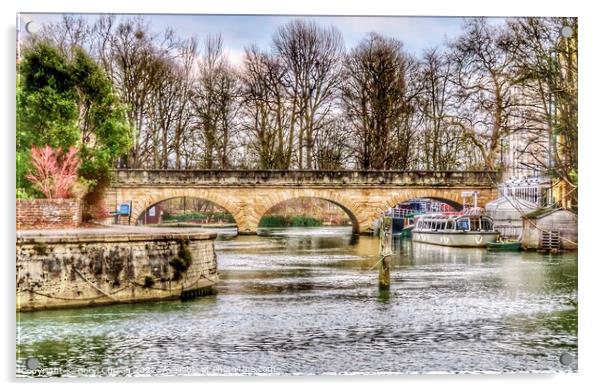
left=401, top=224, right=414, bottom=238
left=399, top=211, right=423, bottom=237
left=412, top=208, right=499, bottom=247
left=486, top=240, right=522, bottom=252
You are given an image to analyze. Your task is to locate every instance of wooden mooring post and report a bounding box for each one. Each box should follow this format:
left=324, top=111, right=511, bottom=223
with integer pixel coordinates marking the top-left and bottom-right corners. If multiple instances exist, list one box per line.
left=378, top=216, right=393, bottom=290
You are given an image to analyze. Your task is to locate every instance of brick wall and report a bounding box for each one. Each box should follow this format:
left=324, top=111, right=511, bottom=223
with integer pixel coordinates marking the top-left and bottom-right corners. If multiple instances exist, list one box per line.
left=16, top=199, right=82, bottom=230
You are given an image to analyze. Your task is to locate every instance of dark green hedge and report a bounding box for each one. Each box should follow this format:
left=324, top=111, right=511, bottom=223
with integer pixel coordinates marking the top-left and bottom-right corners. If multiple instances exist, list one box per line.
left=259, top=215, right=323, bottom=227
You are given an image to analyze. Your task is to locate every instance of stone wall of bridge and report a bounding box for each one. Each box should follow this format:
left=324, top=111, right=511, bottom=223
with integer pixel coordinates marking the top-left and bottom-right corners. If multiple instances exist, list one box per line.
left=107, top=170, right=499, bottom=234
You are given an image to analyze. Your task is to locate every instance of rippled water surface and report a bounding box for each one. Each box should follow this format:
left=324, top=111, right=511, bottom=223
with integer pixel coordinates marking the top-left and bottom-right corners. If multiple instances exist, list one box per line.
left=16, top=227, right=578, bottom=376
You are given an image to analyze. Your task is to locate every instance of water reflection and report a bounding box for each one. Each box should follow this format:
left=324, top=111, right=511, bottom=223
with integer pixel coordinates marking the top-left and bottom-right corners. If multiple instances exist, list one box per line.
left=17, top=227, right=577, bottom=376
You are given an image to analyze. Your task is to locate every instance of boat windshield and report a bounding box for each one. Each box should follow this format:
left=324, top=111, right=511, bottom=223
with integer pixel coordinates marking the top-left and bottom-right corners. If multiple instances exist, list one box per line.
left=481, top=217, right=493, bottom=231
left=456, top=218, right=469, bottom=231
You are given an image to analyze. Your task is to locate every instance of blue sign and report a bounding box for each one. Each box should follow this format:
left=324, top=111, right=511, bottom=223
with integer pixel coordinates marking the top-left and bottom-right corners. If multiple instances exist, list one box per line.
left=118, top=203, right=131, bottom=216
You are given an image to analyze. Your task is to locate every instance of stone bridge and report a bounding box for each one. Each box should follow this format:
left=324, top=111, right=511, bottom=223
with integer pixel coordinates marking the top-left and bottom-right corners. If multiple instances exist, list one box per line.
left=106, top=170, right=500, bottom=235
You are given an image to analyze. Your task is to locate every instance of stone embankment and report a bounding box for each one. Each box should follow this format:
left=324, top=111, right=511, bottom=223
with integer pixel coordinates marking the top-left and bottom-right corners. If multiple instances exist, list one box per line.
left=16, top=226, right=218, bottom=311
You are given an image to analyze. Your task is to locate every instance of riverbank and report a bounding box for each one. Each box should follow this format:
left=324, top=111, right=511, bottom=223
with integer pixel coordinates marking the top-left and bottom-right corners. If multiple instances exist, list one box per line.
left=17, top=226, right=219, bottom=311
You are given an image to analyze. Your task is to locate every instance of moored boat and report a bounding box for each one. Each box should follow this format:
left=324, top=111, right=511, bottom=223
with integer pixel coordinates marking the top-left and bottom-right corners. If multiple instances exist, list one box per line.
left=486, top=240, right=522, bottom=251
left=412, top=209, right=499, bottom=247
left=401, top=224, right=414, bottom=238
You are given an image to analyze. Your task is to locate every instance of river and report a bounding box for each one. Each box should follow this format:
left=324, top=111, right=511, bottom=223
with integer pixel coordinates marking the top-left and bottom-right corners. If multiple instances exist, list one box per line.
left=16, top=226, right=578, bottom=376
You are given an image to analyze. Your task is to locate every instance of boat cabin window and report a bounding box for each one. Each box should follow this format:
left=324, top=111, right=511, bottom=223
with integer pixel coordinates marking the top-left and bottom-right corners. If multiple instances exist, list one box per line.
left=481, top=218, right=493, bottom=231
left=470, top=217, right=480, bottom=231
left=456, top=218, right=469, bottom=231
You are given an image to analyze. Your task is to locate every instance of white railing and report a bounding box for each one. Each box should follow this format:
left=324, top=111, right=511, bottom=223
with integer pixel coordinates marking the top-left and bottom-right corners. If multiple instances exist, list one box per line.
left=384, top=208, right=411, bottom=219
left=384, top=201, right=455, bottom=219
left=500, top=186, right=539, bottom=204
left=499, top=175, right=551, bottom=206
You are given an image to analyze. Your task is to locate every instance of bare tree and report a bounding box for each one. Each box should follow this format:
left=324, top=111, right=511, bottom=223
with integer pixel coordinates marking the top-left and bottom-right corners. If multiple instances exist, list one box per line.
left=448, top=18, right=528, bottom=170
left=414, top=48, right=471, bottom=170
left=191, top=35, right=239, bottom=169
left=342, top=33, right=414, bottom=170
left=101, top=19, right=181, bottom=168
left=37, top=15, right=93, bottom=59
left=144, top=38, right=197, bottom=169
left=313, top=118, right=352, bottom=170
left=240, top=45, right=295, bottom=168
left=273, top=20, right=343, bottom=169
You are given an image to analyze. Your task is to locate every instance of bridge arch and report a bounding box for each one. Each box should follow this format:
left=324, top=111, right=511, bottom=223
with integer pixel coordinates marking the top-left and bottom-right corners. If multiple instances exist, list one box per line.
left=258, top=196, right=360, bottom=234
left=388, top=195, right=464, bottom=211
left=131, top=189, right=243, bottom=229
left=251, top=189, right=363, bottom=235
left=387, top=188, right=467, bottom=208
left=358, top=189, right=474, bottom=233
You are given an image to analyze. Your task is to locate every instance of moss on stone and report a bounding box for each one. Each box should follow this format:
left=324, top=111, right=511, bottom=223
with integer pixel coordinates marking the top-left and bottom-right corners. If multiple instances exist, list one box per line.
left=143, top=275, right=155, bottom=288
left=32, top=243, right=48, bottom=256
left=169, top=240, right=193, bottom=281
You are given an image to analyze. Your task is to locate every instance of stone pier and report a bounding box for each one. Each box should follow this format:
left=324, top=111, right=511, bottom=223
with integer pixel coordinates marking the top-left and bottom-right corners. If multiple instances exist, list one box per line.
left=16, top=227, right=219, bottom=311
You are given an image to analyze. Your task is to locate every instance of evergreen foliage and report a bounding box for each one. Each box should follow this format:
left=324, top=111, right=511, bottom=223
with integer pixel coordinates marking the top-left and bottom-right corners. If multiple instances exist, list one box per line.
left=17, top=41, right=132, bottom=210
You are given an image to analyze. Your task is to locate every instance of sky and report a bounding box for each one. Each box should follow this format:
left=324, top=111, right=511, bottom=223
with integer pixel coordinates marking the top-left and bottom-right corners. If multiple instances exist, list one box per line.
left=18, top=13, right=508, bottom=65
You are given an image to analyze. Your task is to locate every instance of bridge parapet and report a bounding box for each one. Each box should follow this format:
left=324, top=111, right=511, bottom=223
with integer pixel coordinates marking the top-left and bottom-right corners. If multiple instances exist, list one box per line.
left=113, top=169, right=500, bottom=187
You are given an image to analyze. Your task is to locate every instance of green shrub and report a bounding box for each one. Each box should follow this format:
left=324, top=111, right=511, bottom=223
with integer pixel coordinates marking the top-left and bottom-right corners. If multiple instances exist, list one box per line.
left=290, top=216, right=322, bottom=227
left=259, top=214, right=323, bottom=227
left=259, top=215, right=289, bottom=227
left=16, top=188, right=35, bottom=199
left=162, top=211, right=235, bottom=223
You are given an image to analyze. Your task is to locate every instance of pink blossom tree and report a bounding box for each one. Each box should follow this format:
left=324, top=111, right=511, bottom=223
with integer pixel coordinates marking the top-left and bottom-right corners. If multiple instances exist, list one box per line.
left=26, top=146, right=80, bottom=199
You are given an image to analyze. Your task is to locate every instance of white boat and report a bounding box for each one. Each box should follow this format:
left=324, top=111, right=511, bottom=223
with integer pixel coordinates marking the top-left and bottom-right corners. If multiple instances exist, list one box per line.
left=412, top=208, right=499, bottom=247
